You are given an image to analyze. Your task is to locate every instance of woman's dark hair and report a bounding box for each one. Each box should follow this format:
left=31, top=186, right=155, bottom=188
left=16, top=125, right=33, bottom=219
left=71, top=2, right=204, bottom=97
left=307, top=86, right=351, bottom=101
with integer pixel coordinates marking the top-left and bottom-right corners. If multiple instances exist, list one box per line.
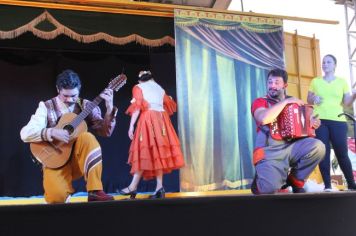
left=56, top=69, right=82, bottom=90
left=138, top=71, right=153, bottom=82
left=324, top=54, right=337, bottom=65
left=267, top=68, right=288, bottom=83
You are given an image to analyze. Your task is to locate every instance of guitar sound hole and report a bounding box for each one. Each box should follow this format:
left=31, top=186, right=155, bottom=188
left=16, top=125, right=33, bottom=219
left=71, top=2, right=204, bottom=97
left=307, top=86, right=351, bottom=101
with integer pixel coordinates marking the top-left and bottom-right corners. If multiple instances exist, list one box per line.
left=63, top=125, right=74, bottom=135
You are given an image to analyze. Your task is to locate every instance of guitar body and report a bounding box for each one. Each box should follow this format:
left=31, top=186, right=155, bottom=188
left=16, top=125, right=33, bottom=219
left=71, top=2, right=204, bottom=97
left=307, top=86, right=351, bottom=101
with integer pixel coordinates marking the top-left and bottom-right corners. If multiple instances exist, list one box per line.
left=30, top=113, right=88, bottom=169
left=29, top=72, right=127, bottom=169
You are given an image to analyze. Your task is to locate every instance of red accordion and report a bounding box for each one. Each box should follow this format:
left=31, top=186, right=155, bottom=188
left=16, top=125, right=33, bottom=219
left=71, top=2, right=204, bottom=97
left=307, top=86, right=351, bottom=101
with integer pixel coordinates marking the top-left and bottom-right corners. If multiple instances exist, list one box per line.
left=271, top=104, right=316, bottom=140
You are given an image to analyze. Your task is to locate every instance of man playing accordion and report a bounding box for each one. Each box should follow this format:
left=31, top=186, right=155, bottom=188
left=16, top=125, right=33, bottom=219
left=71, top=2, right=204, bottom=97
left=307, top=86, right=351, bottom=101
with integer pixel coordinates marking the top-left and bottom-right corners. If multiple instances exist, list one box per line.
left=250, top=68, right=325, bottom=194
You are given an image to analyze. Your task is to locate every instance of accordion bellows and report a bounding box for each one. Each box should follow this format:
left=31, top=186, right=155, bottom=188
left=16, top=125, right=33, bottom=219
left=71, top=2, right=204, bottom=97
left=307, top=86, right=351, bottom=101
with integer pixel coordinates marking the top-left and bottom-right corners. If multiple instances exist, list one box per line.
left=272, top=104, right=316, bottom=140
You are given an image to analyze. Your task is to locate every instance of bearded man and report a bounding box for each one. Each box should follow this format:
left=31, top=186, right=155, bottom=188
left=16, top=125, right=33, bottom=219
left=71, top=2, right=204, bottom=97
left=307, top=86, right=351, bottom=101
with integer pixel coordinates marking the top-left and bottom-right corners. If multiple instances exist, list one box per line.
left=250, top=68, right=325, bottom=194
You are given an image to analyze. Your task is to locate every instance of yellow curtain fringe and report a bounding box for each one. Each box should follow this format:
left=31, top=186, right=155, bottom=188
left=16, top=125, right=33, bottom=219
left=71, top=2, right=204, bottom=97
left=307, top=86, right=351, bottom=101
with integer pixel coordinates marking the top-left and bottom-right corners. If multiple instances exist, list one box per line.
left=175, top=9, right=283, bottom=26
left=240, top=23, right=283, bottom=33
left=0, top=10, right=175, bottom=47
left=176, top=21, right=283, bottom=32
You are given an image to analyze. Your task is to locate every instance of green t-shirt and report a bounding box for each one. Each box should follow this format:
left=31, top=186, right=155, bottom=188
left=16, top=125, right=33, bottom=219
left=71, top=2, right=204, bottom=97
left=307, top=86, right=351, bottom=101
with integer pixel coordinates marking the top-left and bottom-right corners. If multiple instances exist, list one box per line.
left=309, top=76, right=350, bottom=122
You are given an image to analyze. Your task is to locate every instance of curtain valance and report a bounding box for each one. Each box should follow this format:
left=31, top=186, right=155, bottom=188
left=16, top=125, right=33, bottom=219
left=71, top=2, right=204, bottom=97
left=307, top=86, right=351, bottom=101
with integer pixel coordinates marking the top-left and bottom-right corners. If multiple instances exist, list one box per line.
left=0, top=5, right=174, bottom=47
left=174, top=9, right=284, bottom=70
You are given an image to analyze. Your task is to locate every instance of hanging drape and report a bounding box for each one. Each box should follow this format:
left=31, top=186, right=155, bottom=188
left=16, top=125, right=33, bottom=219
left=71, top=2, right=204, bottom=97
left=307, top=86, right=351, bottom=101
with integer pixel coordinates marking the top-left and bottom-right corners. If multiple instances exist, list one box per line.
left=0, top=5, right=174, bottom=47
left=175, top=9, right=285, bottom=191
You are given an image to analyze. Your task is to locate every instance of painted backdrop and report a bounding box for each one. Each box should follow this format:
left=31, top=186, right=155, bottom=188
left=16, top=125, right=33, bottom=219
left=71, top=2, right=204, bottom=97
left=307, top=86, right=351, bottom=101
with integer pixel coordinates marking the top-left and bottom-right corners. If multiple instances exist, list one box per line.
left=174, top=9, right=285, bottom=191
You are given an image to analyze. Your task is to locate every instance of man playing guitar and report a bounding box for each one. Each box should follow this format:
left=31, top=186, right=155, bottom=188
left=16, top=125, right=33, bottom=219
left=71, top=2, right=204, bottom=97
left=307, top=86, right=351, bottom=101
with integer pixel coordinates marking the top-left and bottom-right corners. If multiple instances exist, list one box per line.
left=20, top=69, right=120, bottom=203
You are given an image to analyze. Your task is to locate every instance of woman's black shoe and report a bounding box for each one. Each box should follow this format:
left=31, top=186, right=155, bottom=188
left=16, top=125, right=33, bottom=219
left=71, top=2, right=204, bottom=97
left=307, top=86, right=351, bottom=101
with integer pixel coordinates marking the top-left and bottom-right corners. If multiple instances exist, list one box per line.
left=347, top=184, right=356, bottom=191
left=118, top=187, right=137, bottom=199
left=149, top=188, right=165, bottom=199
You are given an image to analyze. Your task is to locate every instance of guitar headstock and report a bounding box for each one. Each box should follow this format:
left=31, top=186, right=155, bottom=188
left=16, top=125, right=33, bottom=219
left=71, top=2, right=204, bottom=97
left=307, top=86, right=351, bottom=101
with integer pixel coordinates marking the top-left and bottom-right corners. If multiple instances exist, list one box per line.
left=108, top=73, right=127, bottom=92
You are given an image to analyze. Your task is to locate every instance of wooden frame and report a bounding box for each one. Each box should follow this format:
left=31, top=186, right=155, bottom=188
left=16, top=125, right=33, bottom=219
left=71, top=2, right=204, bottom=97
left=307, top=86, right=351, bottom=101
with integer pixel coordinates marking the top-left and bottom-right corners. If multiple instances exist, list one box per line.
left=1, top=0, right=339, bottom=24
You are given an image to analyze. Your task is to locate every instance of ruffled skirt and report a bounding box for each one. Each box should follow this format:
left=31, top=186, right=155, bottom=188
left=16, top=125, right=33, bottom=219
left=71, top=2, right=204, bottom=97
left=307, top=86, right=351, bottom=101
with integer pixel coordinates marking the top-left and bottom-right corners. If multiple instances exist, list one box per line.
left=128, top=110, right=185, bottom=180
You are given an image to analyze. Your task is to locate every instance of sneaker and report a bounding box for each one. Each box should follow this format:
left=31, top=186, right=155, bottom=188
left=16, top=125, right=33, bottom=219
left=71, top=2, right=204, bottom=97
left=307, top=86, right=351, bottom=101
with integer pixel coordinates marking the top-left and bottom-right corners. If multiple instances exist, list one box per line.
left=277, top=188, right=291, bottom=193
left=347, top=184, right=356, bottom=191
left=284, top=175, right=306, bottom=193
left=88, top=190, right=114, bottom=202
left=292, top=187, right=306, bottom=193
left=324, top=188, right=338, bottom=192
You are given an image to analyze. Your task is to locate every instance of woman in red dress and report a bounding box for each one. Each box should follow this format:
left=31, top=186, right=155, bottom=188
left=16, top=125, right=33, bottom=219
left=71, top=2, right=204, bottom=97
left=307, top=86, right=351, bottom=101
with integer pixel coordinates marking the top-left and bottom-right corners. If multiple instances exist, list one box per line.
left=119, top=70, right=185, bottom=199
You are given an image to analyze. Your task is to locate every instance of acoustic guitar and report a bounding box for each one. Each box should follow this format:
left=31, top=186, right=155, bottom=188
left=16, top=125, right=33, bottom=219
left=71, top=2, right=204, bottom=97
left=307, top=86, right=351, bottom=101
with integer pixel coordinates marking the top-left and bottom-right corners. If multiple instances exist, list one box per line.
left=30, top=73, right=127, bottom=169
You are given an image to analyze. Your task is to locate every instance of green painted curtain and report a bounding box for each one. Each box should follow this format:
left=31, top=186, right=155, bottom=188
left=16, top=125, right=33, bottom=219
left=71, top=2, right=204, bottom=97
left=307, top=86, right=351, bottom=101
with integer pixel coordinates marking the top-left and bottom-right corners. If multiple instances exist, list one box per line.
left=174, top=9, right=285, bottom=191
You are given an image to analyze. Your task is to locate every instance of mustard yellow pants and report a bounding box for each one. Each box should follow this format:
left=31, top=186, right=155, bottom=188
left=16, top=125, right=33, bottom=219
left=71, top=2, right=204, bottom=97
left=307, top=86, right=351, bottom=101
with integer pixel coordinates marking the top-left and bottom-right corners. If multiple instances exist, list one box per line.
left=43, top=132, right=103, bottom=203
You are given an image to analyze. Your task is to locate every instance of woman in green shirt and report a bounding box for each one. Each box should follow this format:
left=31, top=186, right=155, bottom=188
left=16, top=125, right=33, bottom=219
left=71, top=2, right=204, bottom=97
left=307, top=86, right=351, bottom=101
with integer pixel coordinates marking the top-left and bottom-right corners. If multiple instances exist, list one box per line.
left=308, top=54, right=356, bottom=191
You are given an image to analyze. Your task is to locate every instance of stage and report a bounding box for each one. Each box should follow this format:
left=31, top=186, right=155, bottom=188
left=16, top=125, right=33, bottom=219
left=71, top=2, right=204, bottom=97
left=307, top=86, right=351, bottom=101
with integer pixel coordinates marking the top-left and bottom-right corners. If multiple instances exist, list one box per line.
left=0, top=4, right=355, bottom=236
left=0, top=190, right=355, bottom=236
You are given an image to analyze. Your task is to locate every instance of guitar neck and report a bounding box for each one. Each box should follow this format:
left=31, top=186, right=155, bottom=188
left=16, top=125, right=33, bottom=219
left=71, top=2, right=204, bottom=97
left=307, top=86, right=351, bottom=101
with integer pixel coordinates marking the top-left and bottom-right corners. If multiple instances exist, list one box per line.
left=70, top=96, right=103, bottom=129
left=67, top=73, right=126, bottom=129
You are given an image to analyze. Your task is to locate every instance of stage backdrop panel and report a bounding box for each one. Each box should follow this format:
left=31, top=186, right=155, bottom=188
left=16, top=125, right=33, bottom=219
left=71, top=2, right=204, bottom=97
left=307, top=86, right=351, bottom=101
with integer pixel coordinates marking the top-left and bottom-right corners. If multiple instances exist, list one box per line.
left=174, top=9, right=285, bottom=191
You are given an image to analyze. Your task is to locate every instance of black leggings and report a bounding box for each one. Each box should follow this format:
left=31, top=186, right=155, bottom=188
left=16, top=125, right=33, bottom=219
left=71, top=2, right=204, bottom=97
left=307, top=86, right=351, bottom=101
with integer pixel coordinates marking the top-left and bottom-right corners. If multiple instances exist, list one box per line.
left=316, top=119, right=355, bottom=189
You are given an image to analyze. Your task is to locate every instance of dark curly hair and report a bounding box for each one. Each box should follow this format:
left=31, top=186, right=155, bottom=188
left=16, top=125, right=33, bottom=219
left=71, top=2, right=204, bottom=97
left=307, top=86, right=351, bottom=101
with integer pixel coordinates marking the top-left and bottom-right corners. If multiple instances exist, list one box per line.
left=56, top=69, right=82, bottom=90
left=267, top=68, right=288, bottom=83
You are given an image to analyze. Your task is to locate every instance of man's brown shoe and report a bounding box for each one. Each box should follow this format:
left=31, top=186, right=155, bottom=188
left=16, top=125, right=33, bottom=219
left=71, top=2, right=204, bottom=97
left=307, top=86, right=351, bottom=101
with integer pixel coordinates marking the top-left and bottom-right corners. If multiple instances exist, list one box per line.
left=88, top=190, right=114, bottom=202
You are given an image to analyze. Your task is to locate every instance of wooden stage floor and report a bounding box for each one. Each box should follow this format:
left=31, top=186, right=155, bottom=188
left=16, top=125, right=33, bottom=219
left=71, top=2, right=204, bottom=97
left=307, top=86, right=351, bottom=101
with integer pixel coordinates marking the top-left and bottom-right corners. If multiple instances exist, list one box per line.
left=0, top=189, right=252, bottom=205
left=1, top=190, right=356, bottom=236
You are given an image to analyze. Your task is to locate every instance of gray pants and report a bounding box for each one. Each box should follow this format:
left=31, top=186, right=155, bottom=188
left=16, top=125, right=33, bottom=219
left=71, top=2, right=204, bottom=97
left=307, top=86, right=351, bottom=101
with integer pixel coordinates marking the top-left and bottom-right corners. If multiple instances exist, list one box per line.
left=254, top=134, right=325, bottom=194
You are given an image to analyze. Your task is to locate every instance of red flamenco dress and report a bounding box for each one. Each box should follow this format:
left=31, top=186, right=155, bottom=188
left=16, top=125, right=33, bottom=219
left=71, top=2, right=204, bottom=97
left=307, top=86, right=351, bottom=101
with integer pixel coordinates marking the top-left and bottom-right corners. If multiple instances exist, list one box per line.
left=125, top=81, right=185, bottom=180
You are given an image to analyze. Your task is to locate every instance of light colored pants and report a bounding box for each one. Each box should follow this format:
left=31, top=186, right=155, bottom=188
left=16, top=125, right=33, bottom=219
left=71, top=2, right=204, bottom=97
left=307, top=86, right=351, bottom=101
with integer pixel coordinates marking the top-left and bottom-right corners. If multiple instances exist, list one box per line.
left=253, top=135, right=325, bottom=194
left=43, top=132, right=103, bottom=203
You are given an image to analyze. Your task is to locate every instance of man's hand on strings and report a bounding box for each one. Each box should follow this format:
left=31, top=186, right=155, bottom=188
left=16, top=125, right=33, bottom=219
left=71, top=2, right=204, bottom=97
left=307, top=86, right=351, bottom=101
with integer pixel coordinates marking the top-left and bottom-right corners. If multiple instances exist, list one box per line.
left=100, top=88, right=114, bottom=114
